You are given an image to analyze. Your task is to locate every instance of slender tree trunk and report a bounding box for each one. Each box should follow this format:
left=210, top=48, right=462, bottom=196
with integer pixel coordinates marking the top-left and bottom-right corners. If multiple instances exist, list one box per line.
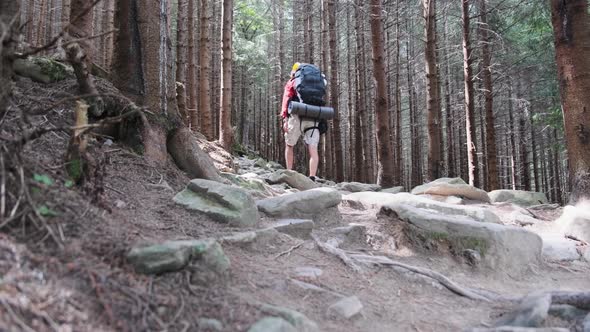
left=550, top=0, right=590, bottom=203
left=423, top=0, right=442, bottom=181
left=529, top=104, right=540, bottom=191
left=553, top=129, right=564, bottom=204
left=461, top=0, right=478, bottom=187
left=507, top=85, right=518, bottom=189
left=176, top=0, right=188, bottom=124
left=519, top=116, right=531, bottom=190
left=0, top=0, right=20, bottom=116
left=369, top=0, right=395, bottom=187
left=199, top=0, right=213, bottom=139
left=395, top=0, right=403, bottom=185
left=219, top=0, right=233, bottom=150
left=186, top=0, right=198, bottom=130
left=328, top=0, right=344, bottom=182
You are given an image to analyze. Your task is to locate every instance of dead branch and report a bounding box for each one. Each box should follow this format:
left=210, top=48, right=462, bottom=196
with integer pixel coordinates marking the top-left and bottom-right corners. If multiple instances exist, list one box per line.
left=62, top=29, right=118, bottom=49
left=565, top=234, right=589, bottom=246
left=274, top=241, right=305, bottom=259
left=17, top=0, right=104, bottom=58
left=312, top=234, right=362, bottom=272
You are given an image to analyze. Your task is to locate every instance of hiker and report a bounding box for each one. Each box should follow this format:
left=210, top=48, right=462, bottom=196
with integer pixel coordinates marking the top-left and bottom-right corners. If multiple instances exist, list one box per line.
left=281, top=62, right=328, bottom=181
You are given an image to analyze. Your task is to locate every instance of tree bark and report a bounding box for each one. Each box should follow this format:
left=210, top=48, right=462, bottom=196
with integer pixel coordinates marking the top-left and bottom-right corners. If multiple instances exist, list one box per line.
left=0, top=0, right=20, bottom=117
left=187, top=0, right=198, bottom=130
left=176, top=0, right=189, bottom=124
left=328, top=0, right=344, bottom=182
left=219, top=0, right=234, bottom=150
left=199, top=0, right=214, bottom=140
left=461, top=0, right=479, bottom=187
left=424, top=0, right=442, bottom=181
left=550, top=0, right=590, bottom=203
left=369, top=0, right=396, bottom=187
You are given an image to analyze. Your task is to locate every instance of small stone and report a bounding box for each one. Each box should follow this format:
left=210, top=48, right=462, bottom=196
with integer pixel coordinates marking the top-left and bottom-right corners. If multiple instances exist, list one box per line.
left=114, top=199, right=126, bottom=208
left=294, top=266, right=323, bottom=280
left=463, top=249, right=482, bottom=266
left=103, top=139, right=114, bottom=146
left=198, top=318, right=223, bottom=331
left=273, top=219, right=314, bottom=239
left=327, top=296, right=363, bottom=319
left=248, top=317, right=296, bottom=332
left=494, top=292, right=551, bottom=328
left=259, top=304, right=319, bottom=332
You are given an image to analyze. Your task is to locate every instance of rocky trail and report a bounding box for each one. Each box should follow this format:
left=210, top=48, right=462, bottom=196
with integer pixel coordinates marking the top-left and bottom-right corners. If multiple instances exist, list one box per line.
left=1, top=78, right=590, bottom=332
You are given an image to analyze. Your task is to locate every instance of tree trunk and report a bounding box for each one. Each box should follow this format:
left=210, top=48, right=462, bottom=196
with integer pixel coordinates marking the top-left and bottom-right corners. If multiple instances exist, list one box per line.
left=176, top=0, right=189, bottom=125
left=328, top=0, right=344, bottom=182
left=219, top=0, right=233, bottom=150
left=480, top=0, right=498, bottom=190
left=550, top=0, right=590, bottom=203
left=462, top=0, right=478, bottom=187
left=424, top=0, right=442, bottom=181
left=369, top=0, right=395, bottom=187
left=0, top=0, right=20, bottom=116
left=354, top=0, right=370, bottom=183
left=507, top=85, right=517, bottom=189
left=199, top=0, right=213, bottom=140
left=187, top=0, right=198, bottom=130
left=519, top=116, right=530, bottom=191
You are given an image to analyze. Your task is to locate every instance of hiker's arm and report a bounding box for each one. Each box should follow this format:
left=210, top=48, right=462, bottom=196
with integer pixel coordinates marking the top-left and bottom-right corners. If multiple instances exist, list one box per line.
left=281, top=80, right=296, bottom=119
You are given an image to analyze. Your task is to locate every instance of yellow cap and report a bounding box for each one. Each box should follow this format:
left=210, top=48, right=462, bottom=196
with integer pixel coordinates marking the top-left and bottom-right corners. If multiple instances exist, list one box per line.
left=291, top=62, right=300, bottom=73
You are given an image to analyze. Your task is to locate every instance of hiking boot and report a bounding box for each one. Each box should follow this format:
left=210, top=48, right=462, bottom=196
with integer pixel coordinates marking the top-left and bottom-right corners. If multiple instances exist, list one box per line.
left=309, top=175, right=317, bottom=182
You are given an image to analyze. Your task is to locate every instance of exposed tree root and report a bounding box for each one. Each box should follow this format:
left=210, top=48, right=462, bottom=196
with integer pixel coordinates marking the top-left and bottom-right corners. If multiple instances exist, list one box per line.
left=551, top=291, right=590, bottom=310
left=312, top=235, right=506, bottom=302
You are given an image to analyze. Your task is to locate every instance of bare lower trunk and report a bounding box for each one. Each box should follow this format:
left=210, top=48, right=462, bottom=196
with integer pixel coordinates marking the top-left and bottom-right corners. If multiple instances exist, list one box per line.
left=462, top=0, right=478, bottom=187
left=199, top=0, right=213, bottom=140
left=0, top=1, right=20, bottom=116
left=219, top=0, right=233, bottom=150
left=328, top=0, right=344, bottom=182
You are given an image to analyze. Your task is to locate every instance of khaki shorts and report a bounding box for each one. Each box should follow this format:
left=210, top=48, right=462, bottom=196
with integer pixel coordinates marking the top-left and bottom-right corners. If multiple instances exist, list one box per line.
left=284, top=115, right=320, bottom=147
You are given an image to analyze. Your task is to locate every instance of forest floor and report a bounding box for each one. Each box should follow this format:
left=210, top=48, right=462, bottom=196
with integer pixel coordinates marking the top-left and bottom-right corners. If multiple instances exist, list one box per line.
left=1, top=77, right=589, bottom=332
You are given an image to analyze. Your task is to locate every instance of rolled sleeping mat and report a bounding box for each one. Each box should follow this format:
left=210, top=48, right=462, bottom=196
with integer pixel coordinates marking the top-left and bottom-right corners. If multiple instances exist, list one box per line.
left=289, top=101, right=334, bottom=120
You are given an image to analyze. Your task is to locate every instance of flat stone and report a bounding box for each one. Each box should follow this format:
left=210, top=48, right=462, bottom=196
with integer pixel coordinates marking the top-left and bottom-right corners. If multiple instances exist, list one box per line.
left=494, top=292, right=551, bottom=327
left=381, top=186, right=405, bottom=194
left=257, top=188, right=342, bottom=224
left=219, top=228, right=281, bottom=252
left=381, top=203, right=542, bottom=272
left=259, top=304, right=319, bottom=332
left=540, top=235, right=581, bottom=261
left=127, top=239, right=230, bottom=276
left=345, top=192, right=500, bottom=224
left=273, top=219, right=315, bottom=239
left=294, top=266, right=323, bottom=280
left=174, top=179, right=259, bottom=227
left=336, top=182, right=381, bottom=193
left=198, top=318, right=223, bottom=331
left=267, top=170, right=319, bottom=191
left=489, top=190, right=549, bottom=207
left=548, top=304, right=588, bottom=321
left=220, top=172, right=274, bottom=198
left=248, top=317, right=296, bottom=332
left=412, top=178, right=490, bottom=203
left=327, top=296, right=363, bottom=319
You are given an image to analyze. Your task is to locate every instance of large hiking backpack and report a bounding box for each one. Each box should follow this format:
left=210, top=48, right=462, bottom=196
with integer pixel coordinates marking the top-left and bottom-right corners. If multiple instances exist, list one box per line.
left=293, top=64, right=326, bottom=106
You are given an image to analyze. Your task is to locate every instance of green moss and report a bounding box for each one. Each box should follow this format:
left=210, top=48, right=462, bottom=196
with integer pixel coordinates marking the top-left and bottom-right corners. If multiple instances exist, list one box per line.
left=66, top=158, right=83, bottom=183
left=410, top=227, right=489, bottom=257
left=33, top=57, right=72, bottom=82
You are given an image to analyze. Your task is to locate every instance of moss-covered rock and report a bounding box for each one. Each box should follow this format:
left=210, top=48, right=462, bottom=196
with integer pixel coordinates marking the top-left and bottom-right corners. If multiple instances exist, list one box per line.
left=14, top=57, right=73, bottom=83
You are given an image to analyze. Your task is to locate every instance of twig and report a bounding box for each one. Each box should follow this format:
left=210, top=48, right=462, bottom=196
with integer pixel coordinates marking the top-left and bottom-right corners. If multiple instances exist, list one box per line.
left=62, top=29, right=118, bottom=48
left=105, top=185, right=124, bottom=196
left=565, top=234, right=589, bottom=246
left=17, top=0, right=104, bottom=58
left=274, top=241, right=305, bottom=259
left=0, top=299, right=37, bottom=332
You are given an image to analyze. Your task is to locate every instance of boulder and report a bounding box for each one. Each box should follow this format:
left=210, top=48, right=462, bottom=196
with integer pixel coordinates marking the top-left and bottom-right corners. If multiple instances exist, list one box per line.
left=127, top=239, right=230, bottom=276
left=257, top=188, right=342, bottom=224
left=411, top=177, right=490, bottom=203
left=540, top=235, right=582, bottom=262
left=327, top=296, right=363, bottom=319
left=494, top=292, right=551, bottom=327
left=489, top=190, right=549, bottom=207
left=336, top=182, right=381, bottom=193
left=554, top=202, right=590, bottom=243
left=174, top=179, right=259, bottom=227
left=248, top=317, right=296, bottom=332
left=13, top=57, right=73, bottom=83
left=381, top=203, right=543, bottom=272
left=220, top=172, right=274, bottom=198
left=344, top=192, right=500, bottom=224
left=267, top=170, right=319, bottom=191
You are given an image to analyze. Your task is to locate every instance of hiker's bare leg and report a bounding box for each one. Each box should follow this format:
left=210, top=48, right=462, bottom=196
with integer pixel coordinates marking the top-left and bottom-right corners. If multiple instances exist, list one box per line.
left=308, top=145, right=318, bottom=177
left=285, top=144, right=295, bottom=170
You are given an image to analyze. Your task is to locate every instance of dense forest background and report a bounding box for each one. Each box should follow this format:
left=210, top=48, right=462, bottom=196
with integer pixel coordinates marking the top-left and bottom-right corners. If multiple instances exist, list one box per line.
left=8, top=0, right=582, bottom=204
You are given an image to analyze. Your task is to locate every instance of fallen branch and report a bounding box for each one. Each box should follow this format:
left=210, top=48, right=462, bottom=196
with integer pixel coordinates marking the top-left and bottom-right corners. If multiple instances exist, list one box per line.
left=274, top=241, right=305, bottom=259
left=312, top=235, right=362, bottom=272
left=565, top=234, right=589, bottom=246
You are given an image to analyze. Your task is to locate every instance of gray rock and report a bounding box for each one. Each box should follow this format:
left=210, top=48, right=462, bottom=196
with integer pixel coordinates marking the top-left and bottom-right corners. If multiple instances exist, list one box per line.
left=336, top=182, right=381, bottom=193
left=198, top=318, right=223, bottom=331
left=541, top=235, right=582, bottom=261
left=381, top=203, right=542, bottom=272
left=294, top=266, right=323, bottom=280
left=469, top=327, right=570, bottom=332
left=267, top=170, right=319, bottom=191
left=273, top=219, right=315, bottom=239
left=381, top=186, right=405, bottom=194
left=555, top=203, right=590, bottom=243
left=254, top=158, right=268, bottom=168
left=219, top=228, right=281, bottom=252
left=248, top=317, right=296, bottom=332
left=14, top=57, right=73, bottom=83
left=266, top=161, right=285, bottom=170
left=257, top=188, right=342, bottom=224
left=174, top=179, right=259, bottom=227
left=548, top=304, right=588, bottom=321
left=329, top=224, right=367, bottom=248
left=127, top=239, right=230, bottom=276
left=327, top=296, right=363, bottom=319
left=412, top=178, right=490, bottom=203
left=583, top=313, right=590, bottom=332
left=220, top=172, right=274, bottom=198
left=259, top=304, right=319, bottom=332
left=495, top=292, right=551, bottom=327
left=489, top=190, right=549, bottom=207
left=345, top=192, right=500, bottom=224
